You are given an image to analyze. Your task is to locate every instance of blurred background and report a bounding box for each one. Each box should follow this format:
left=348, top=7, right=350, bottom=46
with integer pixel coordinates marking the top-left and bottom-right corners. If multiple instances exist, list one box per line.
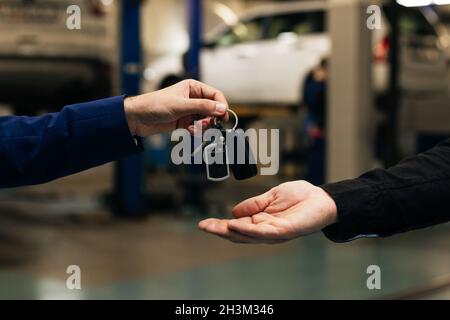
left=0, top=0, right=450, bottom=299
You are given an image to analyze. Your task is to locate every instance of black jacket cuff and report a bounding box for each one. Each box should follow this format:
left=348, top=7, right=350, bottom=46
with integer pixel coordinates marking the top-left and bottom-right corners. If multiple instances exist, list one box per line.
left=320, top=179, right=380, bottom=242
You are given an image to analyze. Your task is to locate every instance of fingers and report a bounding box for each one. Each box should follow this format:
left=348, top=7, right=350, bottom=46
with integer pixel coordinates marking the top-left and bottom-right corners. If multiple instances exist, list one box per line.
left=228, top=218, right=283, bottom=241
left=187, top=79, right=228, bottom=106
left=232, top=190, right=274, bottom=218
left=198, top=218, right=229, bottom=236
left=183, top=79, right=230, bottom=122
left=179, top=98, right=228, bottom=118
left=198, top=218, right=261, bottom=244
left=251, top=212, right=276, bottom=224
left=187, top=118, right=212, bottom=135
left=199, top=216, right=285, bottom=244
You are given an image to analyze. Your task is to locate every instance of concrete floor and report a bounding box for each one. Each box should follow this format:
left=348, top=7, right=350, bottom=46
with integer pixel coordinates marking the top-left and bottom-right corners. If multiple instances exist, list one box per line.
left=1, top=165, right=450, bottom=300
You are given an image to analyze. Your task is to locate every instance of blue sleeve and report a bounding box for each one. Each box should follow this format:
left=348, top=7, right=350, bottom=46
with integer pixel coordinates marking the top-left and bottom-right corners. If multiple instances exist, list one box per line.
left=0, top=95, right=142, bottom=188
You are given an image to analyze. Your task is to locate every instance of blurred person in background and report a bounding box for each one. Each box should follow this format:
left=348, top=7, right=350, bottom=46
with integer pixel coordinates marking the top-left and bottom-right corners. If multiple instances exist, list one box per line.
left=0, top=80, right=228, bottom=188
left=200, top=139, right=450, bottom=244
left=303, top=59, right=328, bottom=185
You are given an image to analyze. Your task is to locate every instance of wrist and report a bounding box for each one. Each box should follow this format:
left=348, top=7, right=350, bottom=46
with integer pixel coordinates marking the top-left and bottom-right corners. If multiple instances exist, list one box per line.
left=124, top=96, right=139, bottom=137
left=317, top=186, right=338, bottom=226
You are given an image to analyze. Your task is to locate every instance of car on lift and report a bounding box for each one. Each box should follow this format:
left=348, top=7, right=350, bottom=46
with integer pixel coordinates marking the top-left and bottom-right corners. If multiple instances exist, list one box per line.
left=142, top=0, right=448, bottom=107
left=0, top=0, right=118, bottom=115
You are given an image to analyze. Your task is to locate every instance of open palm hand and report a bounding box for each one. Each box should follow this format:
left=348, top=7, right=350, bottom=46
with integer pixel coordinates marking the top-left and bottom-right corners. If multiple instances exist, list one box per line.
left=199, top=181, right=338, bottom=244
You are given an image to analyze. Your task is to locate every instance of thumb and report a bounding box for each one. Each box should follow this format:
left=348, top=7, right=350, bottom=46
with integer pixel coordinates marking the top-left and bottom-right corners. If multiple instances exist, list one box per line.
left=232, top=190, right=274, bottom=218
left=177, top=98, right=228, bottom=117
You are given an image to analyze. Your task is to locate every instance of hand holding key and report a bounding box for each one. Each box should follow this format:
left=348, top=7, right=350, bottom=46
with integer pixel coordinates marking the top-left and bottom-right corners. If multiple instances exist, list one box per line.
left=124, top=79, right=228, bottom=137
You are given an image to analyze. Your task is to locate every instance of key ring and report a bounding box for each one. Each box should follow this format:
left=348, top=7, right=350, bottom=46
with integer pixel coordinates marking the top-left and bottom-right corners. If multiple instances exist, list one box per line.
left=214, top=109, right=238, bottom=131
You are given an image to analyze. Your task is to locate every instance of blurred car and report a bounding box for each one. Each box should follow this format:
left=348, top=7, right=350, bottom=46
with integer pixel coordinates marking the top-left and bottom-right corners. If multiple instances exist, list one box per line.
left=143, top=0, right=448, bottom=107
left=0, top=0, right=118, bottom=115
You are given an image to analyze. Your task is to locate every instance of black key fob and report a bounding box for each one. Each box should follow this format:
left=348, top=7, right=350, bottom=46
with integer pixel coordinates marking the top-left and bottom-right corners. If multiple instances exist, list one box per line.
left=226, top=129, right=258, bottom=180
left=204, top=135, right=230, bottom=182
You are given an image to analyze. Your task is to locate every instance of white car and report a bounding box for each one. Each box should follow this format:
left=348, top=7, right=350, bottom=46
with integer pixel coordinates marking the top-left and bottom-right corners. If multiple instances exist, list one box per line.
left=143, top=1, right=448, bottom=106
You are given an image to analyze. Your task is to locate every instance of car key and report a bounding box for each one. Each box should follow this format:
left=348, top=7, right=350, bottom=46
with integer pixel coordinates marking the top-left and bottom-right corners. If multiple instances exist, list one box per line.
left=217, top=110, right=258, bottom=180
left=204, top=134, right=230, bottom=181
left=226, top=129, right=258, bottom=180
left=194, top=109, right=258, bottom=181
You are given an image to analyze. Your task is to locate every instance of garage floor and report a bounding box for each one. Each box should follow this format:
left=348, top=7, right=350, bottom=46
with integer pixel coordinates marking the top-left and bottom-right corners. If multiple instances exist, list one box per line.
left=1, top=164, right=450, bottom=300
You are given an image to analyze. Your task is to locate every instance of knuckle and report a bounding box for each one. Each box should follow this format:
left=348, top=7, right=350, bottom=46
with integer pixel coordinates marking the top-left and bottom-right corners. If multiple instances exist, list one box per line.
left=181, top=79, right=192, bottom=87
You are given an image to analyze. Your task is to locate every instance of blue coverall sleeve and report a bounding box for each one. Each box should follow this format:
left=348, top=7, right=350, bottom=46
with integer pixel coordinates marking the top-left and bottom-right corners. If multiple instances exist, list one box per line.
left=0, top=96, right=142, bottom=188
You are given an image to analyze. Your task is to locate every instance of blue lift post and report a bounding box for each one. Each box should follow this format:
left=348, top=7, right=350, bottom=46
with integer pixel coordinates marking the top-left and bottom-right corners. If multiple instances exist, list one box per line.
left=114, top=0, right=144, bottom=216
left=187, top=0, right=202, bottom=79
left=180, top=0, right=205, bottom=213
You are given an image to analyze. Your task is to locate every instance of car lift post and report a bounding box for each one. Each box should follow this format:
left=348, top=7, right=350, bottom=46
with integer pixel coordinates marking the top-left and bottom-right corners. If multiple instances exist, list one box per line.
left=180, top=0, right=205, bottom=212
left=114, top=0, right=145, bottom=216
left=386, top=0, right=400, bottom=167
left=327, top=0, right=375, bottom=182
left=187, top=0, right=202, bottom=79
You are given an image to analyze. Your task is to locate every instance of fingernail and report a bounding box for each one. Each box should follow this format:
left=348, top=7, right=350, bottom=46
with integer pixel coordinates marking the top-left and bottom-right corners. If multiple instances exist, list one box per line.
left=216, top=103, right=227, bottom=113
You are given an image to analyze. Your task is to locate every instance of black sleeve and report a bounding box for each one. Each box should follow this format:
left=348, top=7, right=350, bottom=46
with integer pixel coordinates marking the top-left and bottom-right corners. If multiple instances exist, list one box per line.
left=321, top=138, right=450, bottom=242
